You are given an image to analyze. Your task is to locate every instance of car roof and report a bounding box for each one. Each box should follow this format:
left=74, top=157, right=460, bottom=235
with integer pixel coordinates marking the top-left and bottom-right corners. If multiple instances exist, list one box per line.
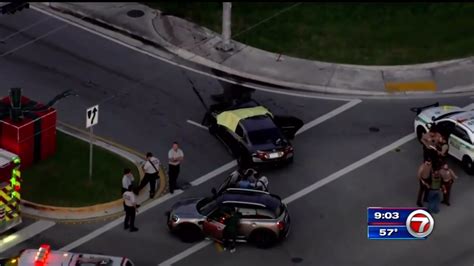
left=442, top=110, right=474, bottom=132
left=217, top=191, right=281, bottom=211
left=240, top=115, right=276, bottom=132
left=216, top=106, right=273, bottom=132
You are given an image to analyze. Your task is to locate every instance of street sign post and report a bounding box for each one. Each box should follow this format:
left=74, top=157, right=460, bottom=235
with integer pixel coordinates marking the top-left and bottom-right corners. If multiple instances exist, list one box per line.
left=86, top=105, right=99, bottom=182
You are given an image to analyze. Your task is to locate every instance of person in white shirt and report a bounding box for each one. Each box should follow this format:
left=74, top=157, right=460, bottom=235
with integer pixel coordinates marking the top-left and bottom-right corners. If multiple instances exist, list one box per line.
left=168, top=142, right=184, bottom=194
left=121, top=168, right=135, bottom=194
left=123, top=185, right=138, bottom=232
left=139, top=152, right=161, bottom=199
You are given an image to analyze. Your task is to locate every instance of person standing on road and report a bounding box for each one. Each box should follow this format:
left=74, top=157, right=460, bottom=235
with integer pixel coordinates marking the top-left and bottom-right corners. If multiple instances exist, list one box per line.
left=421, top=130, right=439, bottom=162
left=123, top=185, right=139, bottom=232
left=439, top=163, right=458, bottom=206
left=435, top=134, right=449, bottom=167
left=416, top=159, right=432, bottom=207
left=427, top=169, right=446, bottom=214
left=121, top=168, right=135, bottom=194
left=168, top=142, right=184, bottom=194
left=223, top=208, right=241, bottom=253
left=139, top=152, right=161, bottom=199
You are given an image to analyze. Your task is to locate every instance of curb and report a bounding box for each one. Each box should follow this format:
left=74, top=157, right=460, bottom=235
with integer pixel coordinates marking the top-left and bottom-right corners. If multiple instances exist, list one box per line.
left=20, top=121, right=168, bottom=222
left=34, top=3, right=474, bottom=98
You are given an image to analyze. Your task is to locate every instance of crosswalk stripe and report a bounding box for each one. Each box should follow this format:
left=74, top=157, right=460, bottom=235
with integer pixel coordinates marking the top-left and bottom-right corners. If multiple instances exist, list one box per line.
left=0, top=220, right=56, bottom=253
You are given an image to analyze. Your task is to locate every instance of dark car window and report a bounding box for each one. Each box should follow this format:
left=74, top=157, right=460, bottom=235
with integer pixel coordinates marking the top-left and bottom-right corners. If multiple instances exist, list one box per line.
left=197, top=198, right=218, bottom=215
left=235, top=124, right=244, bottom=138
left=452, top=125, right=472, bottom=144
left=247, top=127, right=283, bottom=145
left=436, top=121, right=455, bottom=135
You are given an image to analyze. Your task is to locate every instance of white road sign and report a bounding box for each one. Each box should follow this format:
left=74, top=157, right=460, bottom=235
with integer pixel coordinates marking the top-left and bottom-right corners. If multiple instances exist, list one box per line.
left=86, top=105, right=99, bottom=128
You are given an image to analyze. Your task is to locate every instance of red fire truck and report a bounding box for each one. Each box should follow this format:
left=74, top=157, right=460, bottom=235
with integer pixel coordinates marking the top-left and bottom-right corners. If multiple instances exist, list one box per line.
left=0, top=148, right=22, bottom=234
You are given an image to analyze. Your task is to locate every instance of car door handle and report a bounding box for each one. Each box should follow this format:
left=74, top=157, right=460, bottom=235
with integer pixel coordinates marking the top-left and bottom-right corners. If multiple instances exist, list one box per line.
left=251, top=223, right=257, bottom=227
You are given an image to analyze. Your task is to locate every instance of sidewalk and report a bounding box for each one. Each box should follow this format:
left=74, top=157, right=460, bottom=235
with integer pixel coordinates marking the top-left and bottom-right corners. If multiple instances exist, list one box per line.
left=35, top=2, right=474, bottom=97
left=21, top=122, right=168, bottom=222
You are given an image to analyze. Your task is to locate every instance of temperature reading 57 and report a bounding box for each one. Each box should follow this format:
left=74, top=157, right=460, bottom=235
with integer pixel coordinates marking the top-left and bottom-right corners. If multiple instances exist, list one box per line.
left=380, top=228, right=398, bottom=236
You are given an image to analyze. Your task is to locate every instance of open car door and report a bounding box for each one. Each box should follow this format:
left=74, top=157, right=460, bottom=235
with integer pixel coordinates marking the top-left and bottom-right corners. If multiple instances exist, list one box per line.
left=202, top=218, right=226, bottom=243
left=273, top=115, right=304, bottom=140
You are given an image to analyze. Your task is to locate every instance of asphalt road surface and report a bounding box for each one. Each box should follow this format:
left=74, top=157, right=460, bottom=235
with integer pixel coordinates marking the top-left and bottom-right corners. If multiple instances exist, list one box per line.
left=1, top=8, right=474, bottom=266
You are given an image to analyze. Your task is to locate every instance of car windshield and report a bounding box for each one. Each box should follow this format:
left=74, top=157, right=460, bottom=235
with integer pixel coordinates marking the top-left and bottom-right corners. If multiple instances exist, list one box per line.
left=196, top=198, right=217, bottom=215
left=247, top=127, right=283, bottom=145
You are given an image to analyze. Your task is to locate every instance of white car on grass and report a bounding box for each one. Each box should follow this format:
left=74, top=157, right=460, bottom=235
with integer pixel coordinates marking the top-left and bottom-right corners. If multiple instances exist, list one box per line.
left=412, top=102, right=474, bottom=174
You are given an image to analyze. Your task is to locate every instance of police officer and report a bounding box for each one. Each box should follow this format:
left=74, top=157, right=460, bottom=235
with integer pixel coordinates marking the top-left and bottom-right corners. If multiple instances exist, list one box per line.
left=440, top=163, right=457, bottom=206
left=416, top=159, right=432, bottom=207
left=421, top=130, right=439, bottom=162
left=435, top=134, right=449, bottom=167
left=123, top=185, right=139, bottom=232
left=139, top=152, right=161, bottom=199
left=168, top=142, right=184, bottom=194
left=121, top=168, right=135, bottom=194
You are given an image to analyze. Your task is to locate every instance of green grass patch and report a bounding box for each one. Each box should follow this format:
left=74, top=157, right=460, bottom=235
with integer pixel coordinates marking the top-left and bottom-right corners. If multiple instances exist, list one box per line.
left=146, top=3, right=474, bottom=65
left=22, top=131, right=139, bottom=207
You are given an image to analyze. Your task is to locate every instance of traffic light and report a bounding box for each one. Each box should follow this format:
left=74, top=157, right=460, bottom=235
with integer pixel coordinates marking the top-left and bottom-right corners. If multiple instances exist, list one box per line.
left=0, top=2, right=29, bottom=15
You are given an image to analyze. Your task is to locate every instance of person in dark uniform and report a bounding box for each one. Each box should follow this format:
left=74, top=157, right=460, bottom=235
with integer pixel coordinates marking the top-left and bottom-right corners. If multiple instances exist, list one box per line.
left=222, top=208, right=241, bottom=253
left=440, top=163, right=457, bottom=206
left=435, top=134, right=449, bottom=168
left=416, top=159, right=432, bottom=207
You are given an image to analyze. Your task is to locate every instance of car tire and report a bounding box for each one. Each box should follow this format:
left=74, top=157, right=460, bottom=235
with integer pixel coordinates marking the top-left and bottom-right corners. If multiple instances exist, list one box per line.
left=417, top=126, right=426, bottom=143
left=462, top=156, right=474, bottom=175
left=250, top=229, right=277, bottom=249
left=177, top=224, right=203, bottom=243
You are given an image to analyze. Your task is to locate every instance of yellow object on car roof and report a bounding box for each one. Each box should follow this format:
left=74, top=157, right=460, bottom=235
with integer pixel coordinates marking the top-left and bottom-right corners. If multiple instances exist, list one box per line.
left=217, top=106, right=272, bottom=132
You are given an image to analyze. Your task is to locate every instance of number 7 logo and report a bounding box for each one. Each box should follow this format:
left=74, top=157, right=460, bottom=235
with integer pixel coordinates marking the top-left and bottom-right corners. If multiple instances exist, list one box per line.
left=406, top=210, right=435, bottom=238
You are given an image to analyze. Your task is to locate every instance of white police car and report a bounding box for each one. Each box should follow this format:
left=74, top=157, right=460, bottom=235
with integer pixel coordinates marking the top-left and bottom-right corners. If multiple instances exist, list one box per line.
left=5, top=244, right=135, bottom=266
left=412, top=103, right=474, bottom=174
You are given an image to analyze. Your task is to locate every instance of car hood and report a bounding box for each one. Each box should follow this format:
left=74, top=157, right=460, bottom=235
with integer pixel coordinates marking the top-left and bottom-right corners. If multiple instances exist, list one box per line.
left=170, top=198, right=202, bottom=216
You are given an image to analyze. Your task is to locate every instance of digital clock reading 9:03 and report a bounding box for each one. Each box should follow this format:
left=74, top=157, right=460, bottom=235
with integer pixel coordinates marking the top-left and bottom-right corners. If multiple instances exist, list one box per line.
left=367, top=207, right=435, bottom=240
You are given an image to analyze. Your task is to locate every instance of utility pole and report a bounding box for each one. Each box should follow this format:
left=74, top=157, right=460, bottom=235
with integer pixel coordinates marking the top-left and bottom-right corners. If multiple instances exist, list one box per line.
left=217, top=2, right=234, bottom=52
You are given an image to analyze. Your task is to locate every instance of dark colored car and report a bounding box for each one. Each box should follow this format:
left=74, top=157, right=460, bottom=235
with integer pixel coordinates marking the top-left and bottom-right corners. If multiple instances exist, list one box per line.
left=167, top=187, right=291, bottom=248
left=205, top=100, right=303, bottom=167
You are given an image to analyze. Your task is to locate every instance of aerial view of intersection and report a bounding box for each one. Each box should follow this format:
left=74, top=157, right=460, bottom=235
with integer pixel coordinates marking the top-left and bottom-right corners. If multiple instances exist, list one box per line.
left=0, top=2, right=473, bottom=266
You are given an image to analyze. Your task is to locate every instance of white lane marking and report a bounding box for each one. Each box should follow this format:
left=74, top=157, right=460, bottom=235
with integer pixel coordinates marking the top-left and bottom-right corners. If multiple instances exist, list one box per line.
left=158, top=133, right=417, bottom=265
left=30, top=5, right=354, bottom=102
left=159, top=240, right=212, bottom=266
left=0, top=220, right=56, bottom=253
left=296, top=99, right=361, bottom=135
left=283, top=133, right=416, bottom=203
left=0, top=16, right=52, bottom=42
left=462, top=103, right=474, bottom=110
left=186, top=120, right=208, bottom=130
left=190, top=160, right=237, bottom=187
left=60, top=191, right=184, bottom=251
